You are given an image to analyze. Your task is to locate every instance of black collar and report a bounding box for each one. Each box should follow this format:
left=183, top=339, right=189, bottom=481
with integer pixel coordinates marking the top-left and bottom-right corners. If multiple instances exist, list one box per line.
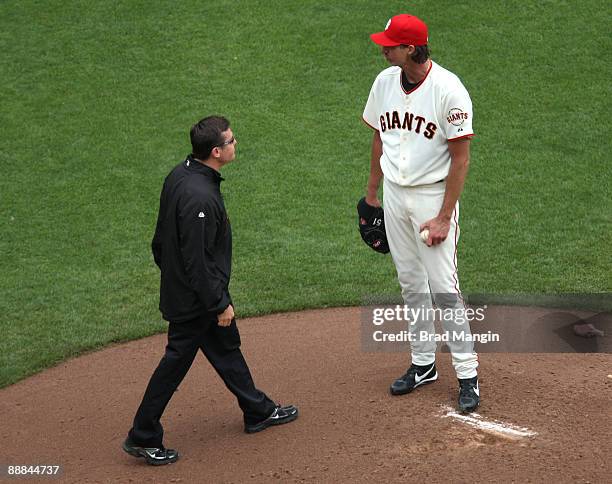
left=401, top=69, right=423, bottom=93
left=185, top=155, right=224, bottom=183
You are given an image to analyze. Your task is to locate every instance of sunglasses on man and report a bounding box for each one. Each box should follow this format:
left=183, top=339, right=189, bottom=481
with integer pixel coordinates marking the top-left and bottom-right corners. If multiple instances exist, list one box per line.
left=218, top=136, right=236, bottom=147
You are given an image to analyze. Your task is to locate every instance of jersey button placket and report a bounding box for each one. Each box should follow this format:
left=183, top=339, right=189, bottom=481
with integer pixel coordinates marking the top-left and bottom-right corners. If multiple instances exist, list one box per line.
left=399, top=132, right=408, bottom=182
left=399, top=95, right=410, bottom=182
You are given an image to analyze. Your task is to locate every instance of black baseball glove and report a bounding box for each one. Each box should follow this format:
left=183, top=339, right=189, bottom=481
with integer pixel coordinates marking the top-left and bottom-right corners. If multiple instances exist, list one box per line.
left=357, top=197, right=390, bottom=254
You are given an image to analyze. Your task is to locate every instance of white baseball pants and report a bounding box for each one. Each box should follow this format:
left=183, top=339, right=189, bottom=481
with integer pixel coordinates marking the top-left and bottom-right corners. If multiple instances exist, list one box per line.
left=383, top=177, right=478, bottom=379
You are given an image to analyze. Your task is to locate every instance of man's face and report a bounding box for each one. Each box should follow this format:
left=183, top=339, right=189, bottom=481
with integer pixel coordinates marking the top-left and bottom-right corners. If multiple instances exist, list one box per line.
left=381, top=45, right=409, bottom=66
left=218, top=128, right=237, bottom=163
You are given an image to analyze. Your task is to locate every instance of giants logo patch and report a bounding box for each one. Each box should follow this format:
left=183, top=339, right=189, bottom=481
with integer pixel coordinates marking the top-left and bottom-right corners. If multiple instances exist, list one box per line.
left=447, top=108, right=469, bottom=126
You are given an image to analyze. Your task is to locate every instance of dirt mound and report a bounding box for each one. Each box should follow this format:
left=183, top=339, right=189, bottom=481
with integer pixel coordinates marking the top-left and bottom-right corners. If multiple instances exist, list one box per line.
left=1, top=307, right=610, bottom=483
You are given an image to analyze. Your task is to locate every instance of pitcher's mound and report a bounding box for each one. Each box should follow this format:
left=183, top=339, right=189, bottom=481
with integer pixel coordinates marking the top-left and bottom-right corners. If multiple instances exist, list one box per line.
left=1, top=307, right=610, bottom=483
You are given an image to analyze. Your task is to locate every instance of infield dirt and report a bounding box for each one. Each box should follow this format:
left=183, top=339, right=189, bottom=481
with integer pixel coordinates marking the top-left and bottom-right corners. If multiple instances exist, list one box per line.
left=1, top=307, right=610, bottom=483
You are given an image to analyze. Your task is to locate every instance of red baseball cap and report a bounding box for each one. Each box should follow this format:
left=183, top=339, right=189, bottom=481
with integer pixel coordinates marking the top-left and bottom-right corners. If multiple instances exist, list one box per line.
left=370, top=14, right=428, bottom=46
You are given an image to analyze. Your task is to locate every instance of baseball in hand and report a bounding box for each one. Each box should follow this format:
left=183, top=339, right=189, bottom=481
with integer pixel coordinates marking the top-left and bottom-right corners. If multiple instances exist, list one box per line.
left=420, top=229, right=430, bottom=243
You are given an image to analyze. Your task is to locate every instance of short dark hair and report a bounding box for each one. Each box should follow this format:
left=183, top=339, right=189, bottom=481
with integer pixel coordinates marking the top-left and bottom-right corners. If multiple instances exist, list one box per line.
left=409, top=44, right=430, bottom=64
left=190, top=116, right=230, bottom=160
left=410, top=44, right=429, bottom=64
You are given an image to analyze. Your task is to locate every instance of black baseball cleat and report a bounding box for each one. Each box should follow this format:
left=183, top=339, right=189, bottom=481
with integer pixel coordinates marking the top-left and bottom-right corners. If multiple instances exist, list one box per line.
left=244, top=404, right=298, bottom=434
left=457, top=375, right=480, bottom=413
left=390, top=363, right=438, bottom=395
left=122, top=437, right=179, bottom=466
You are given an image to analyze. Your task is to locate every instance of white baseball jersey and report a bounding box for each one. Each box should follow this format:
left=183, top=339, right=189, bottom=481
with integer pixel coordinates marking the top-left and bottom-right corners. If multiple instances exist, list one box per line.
left=363, top=61, right=474, bottom=187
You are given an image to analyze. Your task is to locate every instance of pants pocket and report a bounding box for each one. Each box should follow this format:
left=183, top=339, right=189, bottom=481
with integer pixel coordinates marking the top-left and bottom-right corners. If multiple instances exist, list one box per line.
left=215, top=318, right=242, bottom=351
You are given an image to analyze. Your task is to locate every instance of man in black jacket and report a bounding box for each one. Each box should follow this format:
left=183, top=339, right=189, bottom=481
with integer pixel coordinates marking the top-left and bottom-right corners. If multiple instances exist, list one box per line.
left=122, top=116, right=298, bottom=466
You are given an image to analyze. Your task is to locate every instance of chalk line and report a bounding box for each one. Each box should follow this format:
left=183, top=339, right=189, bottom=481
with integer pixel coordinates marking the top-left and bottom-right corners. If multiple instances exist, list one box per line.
left=440, top=405, right=537, bottom=439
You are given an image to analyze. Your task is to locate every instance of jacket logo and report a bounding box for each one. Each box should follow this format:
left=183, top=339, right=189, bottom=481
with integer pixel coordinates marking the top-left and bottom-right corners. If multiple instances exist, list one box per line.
left=198, top=212, right=205, bottom=218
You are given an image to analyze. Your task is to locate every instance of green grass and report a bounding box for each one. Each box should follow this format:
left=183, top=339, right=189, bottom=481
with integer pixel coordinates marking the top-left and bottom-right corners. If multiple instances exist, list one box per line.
left=1, top=0, right=611, bottom=387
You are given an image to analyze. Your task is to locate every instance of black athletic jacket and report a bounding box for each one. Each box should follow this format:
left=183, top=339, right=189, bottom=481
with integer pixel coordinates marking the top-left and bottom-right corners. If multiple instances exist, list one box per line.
left=152, top=156, right=232, bottom=323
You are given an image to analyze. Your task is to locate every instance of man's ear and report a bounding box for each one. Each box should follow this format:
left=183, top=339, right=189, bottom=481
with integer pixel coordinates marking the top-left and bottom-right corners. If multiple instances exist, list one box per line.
left=211, top=146, right=221, bottom=159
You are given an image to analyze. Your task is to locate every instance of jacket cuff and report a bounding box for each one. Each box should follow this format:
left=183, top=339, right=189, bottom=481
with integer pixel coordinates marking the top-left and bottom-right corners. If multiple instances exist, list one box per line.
left=216, top=294, right=232, bottom=314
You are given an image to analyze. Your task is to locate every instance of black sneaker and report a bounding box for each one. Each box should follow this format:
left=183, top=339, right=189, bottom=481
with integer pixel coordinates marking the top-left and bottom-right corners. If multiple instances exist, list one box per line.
left=457, top=376, right=480, bottom=413
left=244, top=404, right=298, bottom=434
left=122, top=437, right=179, bottom=466
left=390, top=363, right=438, bottom=395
